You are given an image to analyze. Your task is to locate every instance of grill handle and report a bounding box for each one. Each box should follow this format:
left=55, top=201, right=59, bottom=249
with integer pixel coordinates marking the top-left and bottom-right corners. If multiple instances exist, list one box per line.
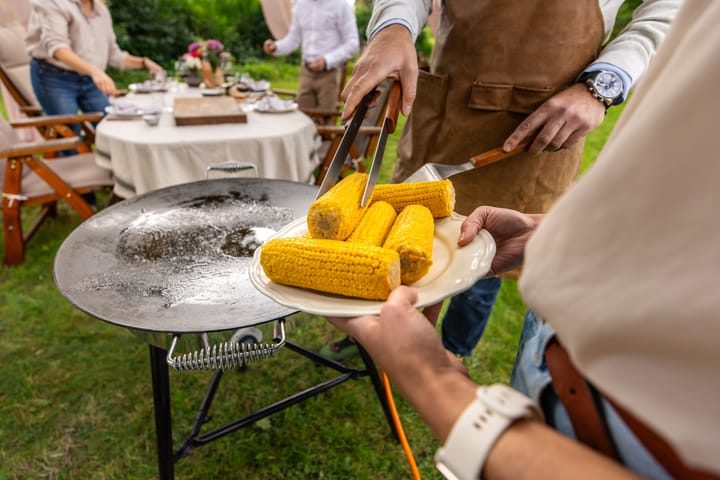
left=166, top=319, right=286, bottom=372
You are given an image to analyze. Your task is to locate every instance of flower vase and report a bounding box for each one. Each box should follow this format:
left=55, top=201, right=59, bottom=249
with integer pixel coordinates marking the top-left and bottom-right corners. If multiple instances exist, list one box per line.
left=213, top=67, right=224, bottom=87
left=202, top=61, right=216, bottom=88
left=183, top=70, right=202, bottom=88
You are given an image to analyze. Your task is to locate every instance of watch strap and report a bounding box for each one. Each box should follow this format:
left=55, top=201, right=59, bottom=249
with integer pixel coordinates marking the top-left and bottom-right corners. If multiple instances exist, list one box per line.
left=435, top=384, right=543, bottom=480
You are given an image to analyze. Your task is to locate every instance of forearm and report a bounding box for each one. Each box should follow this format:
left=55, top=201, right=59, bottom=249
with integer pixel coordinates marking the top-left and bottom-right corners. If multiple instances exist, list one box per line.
left=53, top=47, right=102, bottom=77
left=123, top=54, right=147, bottom=70
left=386, top=362, right=477, bottom=442
left=485, top=420, right=642, bottom=480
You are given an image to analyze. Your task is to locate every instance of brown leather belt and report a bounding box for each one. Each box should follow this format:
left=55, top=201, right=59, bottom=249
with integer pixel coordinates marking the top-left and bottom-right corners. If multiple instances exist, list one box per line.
left=544, top=337, right=719, bottom=479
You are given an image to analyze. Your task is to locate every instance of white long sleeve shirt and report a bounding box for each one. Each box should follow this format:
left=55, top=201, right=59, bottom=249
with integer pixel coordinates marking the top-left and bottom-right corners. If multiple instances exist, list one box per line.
left=273, top=0, right=359, bottom=70
left=367, top=0, right=683, bottom=92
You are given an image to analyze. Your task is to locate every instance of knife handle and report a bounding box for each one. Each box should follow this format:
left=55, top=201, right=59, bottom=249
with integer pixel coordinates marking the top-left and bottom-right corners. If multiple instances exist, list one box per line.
left=469, top=139, right=531, bottom=168
left=385, top=80, right=402, bottom=134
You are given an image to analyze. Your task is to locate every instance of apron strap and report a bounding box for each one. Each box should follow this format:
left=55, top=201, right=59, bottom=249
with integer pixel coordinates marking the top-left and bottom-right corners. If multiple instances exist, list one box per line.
left=545, top=337, right=720, bottom=479
left=544, top=337, right=619, bottom=459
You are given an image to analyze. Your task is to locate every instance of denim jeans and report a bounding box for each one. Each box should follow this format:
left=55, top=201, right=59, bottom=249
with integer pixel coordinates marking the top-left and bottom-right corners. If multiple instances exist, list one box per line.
left=441, top=276, right=502, bottom=356
left=511, top=310, right=671, bottom=479
left=30, top=58, right=109, bottom=138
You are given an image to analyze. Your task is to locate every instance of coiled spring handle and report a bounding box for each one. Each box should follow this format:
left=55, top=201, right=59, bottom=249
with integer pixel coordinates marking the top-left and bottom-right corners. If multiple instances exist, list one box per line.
left=167, top=320, right=286, bottom=372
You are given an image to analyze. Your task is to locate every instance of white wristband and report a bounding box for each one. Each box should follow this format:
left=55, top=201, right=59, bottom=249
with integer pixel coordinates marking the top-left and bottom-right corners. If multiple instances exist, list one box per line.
left=435, top=384, right=543, bottom=480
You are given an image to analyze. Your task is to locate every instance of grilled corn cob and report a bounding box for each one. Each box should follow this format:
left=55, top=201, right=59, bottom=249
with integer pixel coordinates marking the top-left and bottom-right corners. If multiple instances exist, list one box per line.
left=308, top=173, right=370, bottom=240
left=347, top=201, right=397, bottom=246
left=383, top=205, right=435, bottom=284
left=260, top=236, right=401, bottom=300
left=371, top=179, right=455, bottom=218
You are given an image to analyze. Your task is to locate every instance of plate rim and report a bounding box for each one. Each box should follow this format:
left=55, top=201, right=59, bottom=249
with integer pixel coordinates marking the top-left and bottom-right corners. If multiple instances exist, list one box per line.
left=248, top=213, right=496, bottom=317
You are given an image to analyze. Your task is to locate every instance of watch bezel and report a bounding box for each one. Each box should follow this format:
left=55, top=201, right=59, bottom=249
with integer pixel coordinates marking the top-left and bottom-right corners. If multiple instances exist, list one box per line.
left=579, top=70, right=623, bottom=107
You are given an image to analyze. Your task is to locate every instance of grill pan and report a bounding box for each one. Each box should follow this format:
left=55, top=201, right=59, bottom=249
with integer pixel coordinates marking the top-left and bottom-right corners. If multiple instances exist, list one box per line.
left=54, top=178, right=317, bottom=335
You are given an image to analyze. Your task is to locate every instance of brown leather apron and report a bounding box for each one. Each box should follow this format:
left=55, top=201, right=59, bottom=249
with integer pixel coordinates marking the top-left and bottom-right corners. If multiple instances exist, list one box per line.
left=391, top=0, right=605, bottom=216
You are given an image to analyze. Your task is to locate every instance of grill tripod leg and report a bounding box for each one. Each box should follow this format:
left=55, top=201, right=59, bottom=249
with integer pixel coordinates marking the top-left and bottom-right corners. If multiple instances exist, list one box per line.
left=149, top=344, right=174, bottom=480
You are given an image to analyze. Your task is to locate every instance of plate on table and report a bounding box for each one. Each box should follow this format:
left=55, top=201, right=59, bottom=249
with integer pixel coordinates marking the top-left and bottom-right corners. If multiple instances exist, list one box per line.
left=105, top=103, right=160, bottom=119
left=249, top=213, right=496, bottom=317
left=200, top=88, right=223, bottom=97
left=255, top=103, right=298, bottom=114
left=129, top=82, right=168, bottom=94
left=254, top=96, right=298, bottom=114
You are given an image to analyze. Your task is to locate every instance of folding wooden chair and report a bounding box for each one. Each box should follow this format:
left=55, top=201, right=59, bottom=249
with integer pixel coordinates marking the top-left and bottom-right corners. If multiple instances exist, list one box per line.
left=0, top=21, right=98, bottom=148
left=1, top=114, right=113, bottom=265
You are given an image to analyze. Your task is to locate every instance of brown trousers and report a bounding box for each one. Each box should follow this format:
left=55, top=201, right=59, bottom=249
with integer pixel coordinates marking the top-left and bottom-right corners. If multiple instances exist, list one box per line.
left=297, top=64, right=341, bottom=111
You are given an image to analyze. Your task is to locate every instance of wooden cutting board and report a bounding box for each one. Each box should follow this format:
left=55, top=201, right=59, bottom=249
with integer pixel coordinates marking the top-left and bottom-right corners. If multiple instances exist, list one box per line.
left=173, top=97, right=247, bottom=126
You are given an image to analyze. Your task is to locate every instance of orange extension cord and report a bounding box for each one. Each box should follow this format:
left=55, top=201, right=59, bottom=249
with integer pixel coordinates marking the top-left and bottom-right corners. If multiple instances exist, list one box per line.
left=381, top=370, right=422, bottom=480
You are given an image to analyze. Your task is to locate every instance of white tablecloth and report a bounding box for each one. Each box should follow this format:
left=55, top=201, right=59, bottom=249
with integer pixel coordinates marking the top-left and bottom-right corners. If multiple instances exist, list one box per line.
left=95, top=91, right=319, bottom=198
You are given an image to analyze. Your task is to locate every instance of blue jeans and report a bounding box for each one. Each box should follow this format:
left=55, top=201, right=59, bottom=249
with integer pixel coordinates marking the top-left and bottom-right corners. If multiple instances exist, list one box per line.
left=30, top=58, right=109, bottom=138
left=441, top=276, right=502, bottom=356
left=510, top=310, right=671, bottom=479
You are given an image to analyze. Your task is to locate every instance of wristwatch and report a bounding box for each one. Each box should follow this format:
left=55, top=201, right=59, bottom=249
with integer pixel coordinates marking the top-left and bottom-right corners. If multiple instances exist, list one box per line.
left=435, top=385, right=543, bottom=480
left=578, top=70, right=624, bottom=108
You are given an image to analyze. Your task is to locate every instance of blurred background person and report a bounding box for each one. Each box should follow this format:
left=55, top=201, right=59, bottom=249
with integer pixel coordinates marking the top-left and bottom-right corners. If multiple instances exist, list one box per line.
left=263, top=0, right=359, bottom=111
left=25, top=0, right=164, bottom=134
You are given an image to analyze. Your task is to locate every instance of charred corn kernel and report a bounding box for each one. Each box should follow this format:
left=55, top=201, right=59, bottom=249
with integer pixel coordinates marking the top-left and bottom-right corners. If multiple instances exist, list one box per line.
left=347, top=201, right=397, bottom=246
left=260, top=236, right=401, bottom=300
left=308, top=173, right=370, bottom=240
left=371, top=179, right=455, bottom=218
left=383, top=205, right=434, bottom=284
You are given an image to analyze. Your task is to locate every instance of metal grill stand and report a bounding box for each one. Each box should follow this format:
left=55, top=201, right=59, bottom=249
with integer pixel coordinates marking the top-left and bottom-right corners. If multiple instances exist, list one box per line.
left=149, top=320, right=399, bottom=480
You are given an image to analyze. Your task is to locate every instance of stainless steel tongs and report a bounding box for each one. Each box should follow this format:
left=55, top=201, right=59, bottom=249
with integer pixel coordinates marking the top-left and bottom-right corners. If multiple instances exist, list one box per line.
left=315, top=80, right=402, bottom=207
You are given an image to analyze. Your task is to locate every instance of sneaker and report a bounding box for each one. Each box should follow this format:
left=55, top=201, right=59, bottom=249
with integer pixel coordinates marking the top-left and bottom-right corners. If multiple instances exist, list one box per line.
left=319, top=336, right=359, bottom=362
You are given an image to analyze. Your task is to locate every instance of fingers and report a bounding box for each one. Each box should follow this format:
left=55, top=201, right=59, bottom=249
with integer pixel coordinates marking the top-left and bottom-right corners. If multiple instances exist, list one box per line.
left=458, top=206, right=491, bottom=246
left=341, top=24, right=417, bottom=121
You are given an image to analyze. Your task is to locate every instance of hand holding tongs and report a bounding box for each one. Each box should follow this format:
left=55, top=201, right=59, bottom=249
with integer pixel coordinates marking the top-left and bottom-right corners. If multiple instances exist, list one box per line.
left=315, top=80, right=402, bottom=207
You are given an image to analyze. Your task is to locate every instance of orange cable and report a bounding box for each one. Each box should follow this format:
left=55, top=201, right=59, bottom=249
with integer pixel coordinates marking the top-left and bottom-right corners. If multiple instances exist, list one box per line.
left=381, top=370, right=422, bottom=480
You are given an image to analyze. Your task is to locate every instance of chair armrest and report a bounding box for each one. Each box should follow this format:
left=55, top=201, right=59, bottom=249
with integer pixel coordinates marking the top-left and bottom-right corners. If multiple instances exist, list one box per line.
left=316, top=125, right=382, bottom=136
left=272, top=88, right=298, bottom=98
left=0, top=137, right=84, bottom=158
left=19, top=105, right=44, bottom=116
left=302, top=108, right=343, bottom=118
left=10, top=112, right=104, bottom=129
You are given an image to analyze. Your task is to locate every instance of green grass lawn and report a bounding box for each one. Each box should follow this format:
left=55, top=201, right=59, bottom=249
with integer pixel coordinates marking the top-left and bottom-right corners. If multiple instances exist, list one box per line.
left=0, top=84, right=622, bottom=479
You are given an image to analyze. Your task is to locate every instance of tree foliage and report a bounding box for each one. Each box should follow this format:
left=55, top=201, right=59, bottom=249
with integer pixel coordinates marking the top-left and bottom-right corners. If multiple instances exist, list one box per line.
left=107, top=0, right=271, bottom=70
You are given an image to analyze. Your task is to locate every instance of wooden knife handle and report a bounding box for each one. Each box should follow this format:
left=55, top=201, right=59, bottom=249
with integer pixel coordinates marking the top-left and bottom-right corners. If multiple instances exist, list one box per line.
left=385, top=80, right=402, bottom=134
left=469, top=139, right=531, bottom=168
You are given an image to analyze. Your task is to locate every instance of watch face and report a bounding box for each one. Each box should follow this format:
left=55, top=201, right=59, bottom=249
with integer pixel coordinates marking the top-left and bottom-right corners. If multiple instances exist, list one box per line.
left=595, top=72, right=622, bottom=99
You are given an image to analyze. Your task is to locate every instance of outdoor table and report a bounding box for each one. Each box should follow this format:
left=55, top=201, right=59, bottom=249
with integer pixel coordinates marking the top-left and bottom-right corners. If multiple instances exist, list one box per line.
left=95, top=90, right=319, bottom=198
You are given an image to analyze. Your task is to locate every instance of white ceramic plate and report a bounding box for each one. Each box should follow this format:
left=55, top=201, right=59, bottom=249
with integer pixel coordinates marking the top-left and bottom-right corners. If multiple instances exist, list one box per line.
left=249, top=213, right=496, bottom=317
left=105, top=105, right=160, bottom=119
left=255, top=102, right=298, bottom=114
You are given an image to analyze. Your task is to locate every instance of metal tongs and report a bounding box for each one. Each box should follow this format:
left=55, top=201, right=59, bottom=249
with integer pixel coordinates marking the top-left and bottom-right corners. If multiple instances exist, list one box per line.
left=315, top=80, right=402, bottom=207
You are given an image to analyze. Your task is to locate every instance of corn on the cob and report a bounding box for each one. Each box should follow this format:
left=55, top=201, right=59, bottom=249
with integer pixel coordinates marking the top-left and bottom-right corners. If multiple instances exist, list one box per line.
left=260, top=236, right=401, bottom=300
left=347, top=201, right=397, bottom=246
left=308, top=173, right=370, bottom=240
left=383, top=205, right=434, bottom=284
left=371, top=179, right=455, bottom=218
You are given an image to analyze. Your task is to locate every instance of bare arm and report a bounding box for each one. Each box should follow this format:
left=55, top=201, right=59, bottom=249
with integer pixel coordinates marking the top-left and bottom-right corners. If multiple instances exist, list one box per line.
left=53, top=47, right=117, bottom=96
left=122, top=54, right=164, bottom=76
left=327, top=287, right=642, bottom=480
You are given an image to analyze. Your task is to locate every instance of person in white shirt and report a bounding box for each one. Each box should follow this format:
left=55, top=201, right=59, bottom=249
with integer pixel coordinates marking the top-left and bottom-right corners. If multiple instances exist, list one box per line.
left=263, top=0, right=359, bottom=111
